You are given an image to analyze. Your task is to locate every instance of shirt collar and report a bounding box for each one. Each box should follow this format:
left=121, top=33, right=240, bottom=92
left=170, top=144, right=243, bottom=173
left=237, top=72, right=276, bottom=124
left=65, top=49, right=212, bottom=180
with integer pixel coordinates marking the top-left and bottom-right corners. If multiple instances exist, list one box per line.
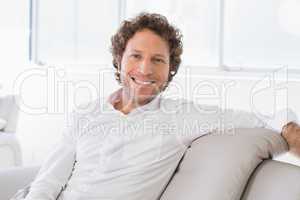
left=104, top=88, right=162, bottom=116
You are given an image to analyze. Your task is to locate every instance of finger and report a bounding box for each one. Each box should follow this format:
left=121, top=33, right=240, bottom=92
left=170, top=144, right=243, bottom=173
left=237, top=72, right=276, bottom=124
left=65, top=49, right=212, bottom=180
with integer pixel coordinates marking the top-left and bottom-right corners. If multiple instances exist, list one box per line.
left=286, top=121, right=298, bottom=132
left=286, top=121, right=296, bottom=127
left=282, top=122, right=292, bottom=132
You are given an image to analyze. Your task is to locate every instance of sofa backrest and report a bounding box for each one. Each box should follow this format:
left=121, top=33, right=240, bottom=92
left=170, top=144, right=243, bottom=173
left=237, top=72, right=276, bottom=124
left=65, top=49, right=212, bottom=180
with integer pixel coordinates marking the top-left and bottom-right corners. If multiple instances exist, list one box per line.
left=160, top=128, right=293, bottom=200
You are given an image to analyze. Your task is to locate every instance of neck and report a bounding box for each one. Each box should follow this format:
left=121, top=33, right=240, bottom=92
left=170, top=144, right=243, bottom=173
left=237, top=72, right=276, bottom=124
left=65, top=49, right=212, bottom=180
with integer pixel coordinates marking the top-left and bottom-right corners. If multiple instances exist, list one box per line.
left=120, top=89, right=154, bottom=114
left=110, top=88, right=157, bottom=115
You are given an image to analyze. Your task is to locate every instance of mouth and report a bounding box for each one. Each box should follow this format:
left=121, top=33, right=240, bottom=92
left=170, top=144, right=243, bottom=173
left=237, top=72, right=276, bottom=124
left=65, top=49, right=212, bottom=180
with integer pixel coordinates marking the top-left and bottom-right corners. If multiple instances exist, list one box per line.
left=130, top=76, right=156, bottom=85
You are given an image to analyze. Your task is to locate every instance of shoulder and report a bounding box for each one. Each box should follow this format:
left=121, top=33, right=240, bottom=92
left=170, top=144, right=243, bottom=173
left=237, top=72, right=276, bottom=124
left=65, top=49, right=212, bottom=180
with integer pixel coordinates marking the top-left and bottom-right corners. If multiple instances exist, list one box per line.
left=160, top=97, right=220, bottom=115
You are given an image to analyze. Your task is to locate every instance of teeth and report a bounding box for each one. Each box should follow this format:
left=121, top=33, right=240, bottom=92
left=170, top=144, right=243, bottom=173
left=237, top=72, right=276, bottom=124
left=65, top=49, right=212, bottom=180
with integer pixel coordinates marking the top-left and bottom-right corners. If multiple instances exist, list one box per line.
left=131, top=77, right=154, bottom=85
left=135, top=79, right=153, bottom=85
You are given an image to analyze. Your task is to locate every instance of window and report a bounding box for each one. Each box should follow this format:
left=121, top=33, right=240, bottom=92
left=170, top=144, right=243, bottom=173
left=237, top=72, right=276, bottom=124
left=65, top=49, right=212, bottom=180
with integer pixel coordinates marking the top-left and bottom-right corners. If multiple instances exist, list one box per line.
left=223, top=0, right=300, bottom=69
left=30, top=0, right=300, bottom=71
left=31, top=0, right=220, bottom=67
left=32, top=0, right=119, bottom=65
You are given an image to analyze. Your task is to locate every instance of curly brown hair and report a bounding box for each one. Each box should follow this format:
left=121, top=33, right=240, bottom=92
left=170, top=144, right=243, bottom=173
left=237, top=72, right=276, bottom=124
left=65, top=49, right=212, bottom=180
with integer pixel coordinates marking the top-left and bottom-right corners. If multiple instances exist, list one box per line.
left=110, top=12, right=183, bottom=87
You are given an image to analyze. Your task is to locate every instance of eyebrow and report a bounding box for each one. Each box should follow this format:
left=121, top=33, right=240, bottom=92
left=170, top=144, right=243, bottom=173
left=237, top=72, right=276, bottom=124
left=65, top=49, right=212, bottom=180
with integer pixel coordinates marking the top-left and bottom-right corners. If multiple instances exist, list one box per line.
left=132, top=49, right=167, bottom=59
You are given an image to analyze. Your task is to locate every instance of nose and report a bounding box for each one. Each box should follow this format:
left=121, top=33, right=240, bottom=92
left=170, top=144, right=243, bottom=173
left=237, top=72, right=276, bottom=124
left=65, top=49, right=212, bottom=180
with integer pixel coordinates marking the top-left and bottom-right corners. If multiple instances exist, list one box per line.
left=139, top=58, right=153, bottom=75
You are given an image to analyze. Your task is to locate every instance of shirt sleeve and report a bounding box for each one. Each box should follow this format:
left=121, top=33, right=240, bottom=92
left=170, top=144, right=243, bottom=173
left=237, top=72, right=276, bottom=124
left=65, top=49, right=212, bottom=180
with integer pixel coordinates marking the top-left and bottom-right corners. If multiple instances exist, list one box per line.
left=175, top=100, right=298, bottom=146
left=24, top=113, right=78, bottom=200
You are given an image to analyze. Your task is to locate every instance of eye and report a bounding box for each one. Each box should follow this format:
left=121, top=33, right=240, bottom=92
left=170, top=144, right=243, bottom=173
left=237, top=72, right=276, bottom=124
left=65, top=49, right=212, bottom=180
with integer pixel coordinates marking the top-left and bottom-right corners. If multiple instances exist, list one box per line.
left=153, top=58, right=166, bottom=64
left=131, top=54, right=142, bottom=59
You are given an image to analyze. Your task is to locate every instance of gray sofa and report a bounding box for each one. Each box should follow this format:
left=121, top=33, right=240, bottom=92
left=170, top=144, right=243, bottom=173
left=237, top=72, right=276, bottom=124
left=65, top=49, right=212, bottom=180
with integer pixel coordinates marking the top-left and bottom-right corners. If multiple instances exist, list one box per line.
left=1, top=128, right=300, bottom=200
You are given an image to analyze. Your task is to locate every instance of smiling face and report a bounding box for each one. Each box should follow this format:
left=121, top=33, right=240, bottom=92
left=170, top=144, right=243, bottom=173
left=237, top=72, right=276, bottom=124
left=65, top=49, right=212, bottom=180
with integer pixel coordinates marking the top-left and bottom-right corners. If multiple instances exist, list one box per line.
left=119, top=28, right=170, bottom=105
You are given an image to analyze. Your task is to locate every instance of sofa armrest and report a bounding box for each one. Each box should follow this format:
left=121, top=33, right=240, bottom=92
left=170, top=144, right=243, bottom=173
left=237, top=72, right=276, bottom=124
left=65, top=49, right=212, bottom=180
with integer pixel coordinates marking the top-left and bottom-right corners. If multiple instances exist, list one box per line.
left=0, top=166, right=39, bottom=200
left=0, top=95, right=19, bottom=133
left=242, top=160, right=300, bottom=200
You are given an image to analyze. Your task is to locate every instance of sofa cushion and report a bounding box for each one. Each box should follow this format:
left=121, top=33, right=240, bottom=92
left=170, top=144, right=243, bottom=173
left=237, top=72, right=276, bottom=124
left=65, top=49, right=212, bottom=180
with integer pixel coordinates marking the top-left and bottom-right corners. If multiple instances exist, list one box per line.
left=242, top=160, right=300, bottom=200
left=160, top=128, right=288, bottom=200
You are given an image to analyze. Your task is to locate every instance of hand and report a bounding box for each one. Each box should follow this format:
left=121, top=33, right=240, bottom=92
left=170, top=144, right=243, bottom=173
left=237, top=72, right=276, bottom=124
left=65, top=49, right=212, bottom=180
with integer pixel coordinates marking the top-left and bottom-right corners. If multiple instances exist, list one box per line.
left=281, top=121, right=300, bottom=157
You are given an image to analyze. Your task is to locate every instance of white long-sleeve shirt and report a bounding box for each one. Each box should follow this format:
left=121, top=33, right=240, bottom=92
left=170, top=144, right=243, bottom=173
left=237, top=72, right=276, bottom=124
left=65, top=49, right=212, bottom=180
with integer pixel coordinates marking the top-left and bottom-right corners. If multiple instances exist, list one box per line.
left=23, top=94, right=297, bottom=200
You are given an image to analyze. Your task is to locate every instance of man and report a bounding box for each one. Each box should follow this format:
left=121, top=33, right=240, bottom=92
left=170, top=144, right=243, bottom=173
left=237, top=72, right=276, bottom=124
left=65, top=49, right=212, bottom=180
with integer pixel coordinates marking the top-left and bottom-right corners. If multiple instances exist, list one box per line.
left=23, top=13, right=300, bottom=200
